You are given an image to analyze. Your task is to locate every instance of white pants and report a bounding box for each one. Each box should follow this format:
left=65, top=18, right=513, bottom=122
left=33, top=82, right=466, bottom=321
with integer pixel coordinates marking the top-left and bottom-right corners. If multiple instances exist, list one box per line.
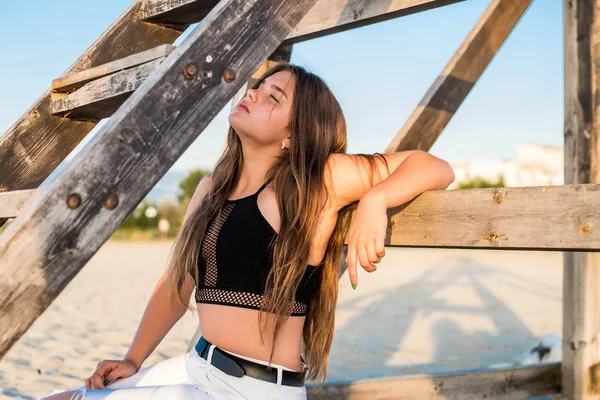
left=48, top=344, right=308, bottom=400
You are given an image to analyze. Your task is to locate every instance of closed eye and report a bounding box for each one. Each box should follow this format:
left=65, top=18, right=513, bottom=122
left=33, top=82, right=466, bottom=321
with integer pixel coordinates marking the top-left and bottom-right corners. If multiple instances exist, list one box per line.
left=270, top=95, right=279, bottom=103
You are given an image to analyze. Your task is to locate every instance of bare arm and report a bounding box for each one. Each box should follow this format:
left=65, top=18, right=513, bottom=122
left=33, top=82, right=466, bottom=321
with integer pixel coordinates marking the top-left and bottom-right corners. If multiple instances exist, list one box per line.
left=123, top=174, right=212, bottom=370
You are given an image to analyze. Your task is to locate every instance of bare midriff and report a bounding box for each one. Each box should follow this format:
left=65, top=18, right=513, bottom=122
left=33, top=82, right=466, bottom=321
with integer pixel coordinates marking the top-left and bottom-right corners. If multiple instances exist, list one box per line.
left=197, top=303, right=306, bottom=372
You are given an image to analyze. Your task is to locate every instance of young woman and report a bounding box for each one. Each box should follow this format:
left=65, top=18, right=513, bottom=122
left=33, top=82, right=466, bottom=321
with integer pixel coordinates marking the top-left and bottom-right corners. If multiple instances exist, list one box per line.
left=42, top=63, right=454, bottom=400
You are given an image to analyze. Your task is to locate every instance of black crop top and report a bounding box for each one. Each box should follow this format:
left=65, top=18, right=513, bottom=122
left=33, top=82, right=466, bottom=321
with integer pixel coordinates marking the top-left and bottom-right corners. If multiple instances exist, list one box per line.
left=194, top=180, right=322, bottom=316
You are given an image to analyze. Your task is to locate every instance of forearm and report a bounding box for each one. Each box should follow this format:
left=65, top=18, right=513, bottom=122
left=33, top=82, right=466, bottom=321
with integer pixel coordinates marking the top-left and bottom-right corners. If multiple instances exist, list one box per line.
left=124, top=274, right=187, bottom=370
left=367, top=152, right=455, bottom=208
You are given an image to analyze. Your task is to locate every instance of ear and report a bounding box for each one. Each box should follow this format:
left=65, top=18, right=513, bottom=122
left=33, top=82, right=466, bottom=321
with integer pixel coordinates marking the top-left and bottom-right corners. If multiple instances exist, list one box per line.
left=282, top=136, right=291, bottom=150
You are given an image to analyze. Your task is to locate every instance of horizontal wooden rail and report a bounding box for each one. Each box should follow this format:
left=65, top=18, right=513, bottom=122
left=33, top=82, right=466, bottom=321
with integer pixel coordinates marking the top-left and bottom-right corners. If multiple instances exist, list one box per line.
left=0, top=189, right=40, bottom=218
left=307, top=363, right=561, bottom=399
left=5, top=184, right=600, bottom=252
left=51, top=58, right=166, bottom=120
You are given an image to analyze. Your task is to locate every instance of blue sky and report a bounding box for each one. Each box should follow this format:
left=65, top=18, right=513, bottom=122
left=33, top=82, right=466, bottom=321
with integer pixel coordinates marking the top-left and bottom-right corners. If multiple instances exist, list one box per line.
left=1, top=0, right=562, bottom=173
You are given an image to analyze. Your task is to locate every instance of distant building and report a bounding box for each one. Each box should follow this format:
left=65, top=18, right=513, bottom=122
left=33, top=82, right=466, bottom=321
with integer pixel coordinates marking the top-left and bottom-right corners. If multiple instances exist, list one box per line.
left=449, top=143, right=564, bottom=189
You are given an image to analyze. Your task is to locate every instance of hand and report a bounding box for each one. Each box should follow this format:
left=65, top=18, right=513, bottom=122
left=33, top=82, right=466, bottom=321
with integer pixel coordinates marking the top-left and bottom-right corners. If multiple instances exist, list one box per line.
left=85, top=359, right=139, bottom=390
left=345, top=190, right=388, bottom=289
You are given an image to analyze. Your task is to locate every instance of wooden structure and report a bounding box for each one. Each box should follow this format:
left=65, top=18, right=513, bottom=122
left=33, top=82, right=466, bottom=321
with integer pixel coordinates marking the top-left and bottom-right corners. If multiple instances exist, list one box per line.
left=0, top=0, right=593, bottom=398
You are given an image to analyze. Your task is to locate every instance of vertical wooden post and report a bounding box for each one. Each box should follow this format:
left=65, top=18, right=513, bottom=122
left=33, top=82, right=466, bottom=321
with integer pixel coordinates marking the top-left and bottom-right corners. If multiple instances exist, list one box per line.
left=563, top=1, right=600, bottom=398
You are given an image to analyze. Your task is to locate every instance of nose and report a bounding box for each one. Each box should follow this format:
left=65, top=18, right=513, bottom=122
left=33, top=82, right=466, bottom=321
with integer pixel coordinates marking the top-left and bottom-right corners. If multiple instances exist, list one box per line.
left=246, top=88, right=257, bottom=102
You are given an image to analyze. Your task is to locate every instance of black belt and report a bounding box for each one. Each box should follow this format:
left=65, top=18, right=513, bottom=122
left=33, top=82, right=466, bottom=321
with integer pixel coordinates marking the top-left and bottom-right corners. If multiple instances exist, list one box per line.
left=194, top=336, right=306, bottom=387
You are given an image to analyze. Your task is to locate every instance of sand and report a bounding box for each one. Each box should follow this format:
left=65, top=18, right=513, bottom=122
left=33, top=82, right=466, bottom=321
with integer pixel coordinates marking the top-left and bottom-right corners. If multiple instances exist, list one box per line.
left=0, top=241, right=562, bottom=399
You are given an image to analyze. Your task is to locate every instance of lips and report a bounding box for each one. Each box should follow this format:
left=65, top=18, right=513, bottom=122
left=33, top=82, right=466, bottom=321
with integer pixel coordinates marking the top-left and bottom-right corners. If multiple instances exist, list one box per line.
left=237, top=102, right=249, bottom=113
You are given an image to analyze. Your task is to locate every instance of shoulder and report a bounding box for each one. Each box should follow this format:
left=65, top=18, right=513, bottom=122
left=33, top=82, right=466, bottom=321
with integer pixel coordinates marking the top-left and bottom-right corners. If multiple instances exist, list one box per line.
left=324, top=151, right=422, bottom=210
left=183, top=174, right=213, bottom=221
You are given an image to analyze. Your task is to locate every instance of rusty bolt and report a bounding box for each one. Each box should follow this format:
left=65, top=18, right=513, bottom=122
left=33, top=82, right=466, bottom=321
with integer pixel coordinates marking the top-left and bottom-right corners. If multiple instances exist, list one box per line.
left=183, top=63, right=198, bottom=79
left=223, top=69, right=236, bottom=82
left=104, top=194, right=119, bottom=210
left=66, top=193, right=81, bottom=209
left=493, top=194, right=503, bottom=204
left=486, top=232, right=499, bottom=243
left=581, top=224, right=592, bottom=235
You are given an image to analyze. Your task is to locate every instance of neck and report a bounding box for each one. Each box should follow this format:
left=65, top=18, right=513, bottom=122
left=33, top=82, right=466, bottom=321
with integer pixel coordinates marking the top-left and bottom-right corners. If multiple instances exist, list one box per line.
left=237, top=139, right=281, bottom=188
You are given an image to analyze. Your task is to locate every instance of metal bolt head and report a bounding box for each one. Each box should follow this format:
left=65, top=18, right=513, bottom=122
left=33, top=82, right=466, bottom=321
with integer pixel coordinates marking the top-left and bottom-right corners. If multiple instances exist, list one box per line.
left=66, top=193, right=81, bottom=209
left=223, top=69, right=236, bottom=82
left=104, top=194, right=119, bottom=210
left=206, top=55, right=213, bottom=63
left=184, top=63, right=198, bottom=79
left=204, top=70, right=213, bottom=79
left=494, top=194, right=503, bottom=204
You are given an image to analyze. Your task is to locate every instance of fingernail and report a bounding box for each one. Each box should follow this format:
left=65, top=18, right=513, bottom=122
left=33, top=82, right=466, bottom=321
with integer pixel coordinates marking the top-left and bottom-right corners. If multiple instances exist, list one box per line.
left=351, top=282, right=357, bottom=290
left=104, top=378, right=111, bottom=386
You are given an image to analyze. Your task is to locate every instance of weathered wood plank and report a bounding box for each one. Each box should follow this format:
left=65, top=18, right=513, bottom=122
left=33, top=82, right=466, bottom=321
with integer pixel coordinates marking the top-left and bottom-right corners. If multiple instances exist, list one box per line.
left=0, top=0, right=320, bottom=361
left=52, top=44, right=174, bottom=93
left=50, top=58, right=166, bottom=120
left=379, top=184, right=600, bottom=251
left=0, top=189, right=41, bottom=218
left=307, top=363, right=561, bottom=399
left=384, top=0, right=533, bottom=153
left=0, top=0, right=209, bottom=224
left=141, top=0, right=465, bottom=44
left=562, top=1, right=600, bottom=399
left=8, top=183, right=600, bottom=252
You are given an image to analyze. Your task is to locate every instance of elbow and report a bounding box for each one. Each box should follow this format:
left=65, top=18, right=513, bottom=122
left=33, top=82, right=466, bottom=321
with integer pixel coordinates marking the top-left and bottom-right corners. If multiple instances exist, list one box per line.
left=441, top=161, right=455, bottom=189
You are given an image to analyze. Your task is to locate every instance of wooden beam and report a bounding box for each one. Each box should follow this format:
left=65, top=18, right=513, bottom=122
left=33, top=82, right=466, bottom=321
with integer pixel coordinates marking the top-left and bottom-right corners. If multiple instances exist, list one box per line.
left=52, top=44, right=174, bottom=93
left=50, top=58, right=166, bottom=120
left=307, top=363, right=561, bottom=399
left=381, top=184, right=600, bottom=251
left=7, top=183, right=600, bottom=252
left=0, top=0, right=320, bottom=361
left=141, top=0, right=465, bottom=44
left=0, top=189, right=41, bottom=218
left=385, top=0, right=533, bottom=153
left=0, top=0, right=212, bottom=209
left=562, top=1, right=600, bottom=399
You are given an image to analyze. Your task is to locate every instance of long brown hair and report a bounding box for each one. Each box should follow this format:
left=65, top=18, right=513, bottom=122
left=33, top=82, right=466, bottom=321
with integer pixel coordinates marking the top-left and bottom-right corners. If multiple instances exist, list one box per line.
left=167, top=63, right=387, bottom=386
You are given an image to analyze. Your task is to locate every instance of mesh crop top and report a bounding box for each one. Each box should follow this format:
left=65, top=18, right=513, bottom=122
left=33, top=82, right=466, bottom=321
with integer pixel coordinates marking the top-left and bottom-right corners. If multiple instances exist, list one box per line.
left=194, top=179, right=322, bottom=316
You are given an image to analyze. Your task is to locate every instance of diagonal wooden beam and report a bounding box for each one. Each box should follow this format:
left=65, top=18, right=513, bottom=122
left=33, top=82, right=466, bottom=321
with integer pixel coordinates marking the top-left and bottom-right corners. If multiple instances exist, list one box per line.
left=308, top=363, right=561, bottom=399
left=562, top=0, right=600, bottom=398
left=0, top=0, right=218, bottom=193
left=141, top=0, right=466, bottom=44
left=0, top=0, right=320, bottom=362
left=384, top=0, right=533, bottom=153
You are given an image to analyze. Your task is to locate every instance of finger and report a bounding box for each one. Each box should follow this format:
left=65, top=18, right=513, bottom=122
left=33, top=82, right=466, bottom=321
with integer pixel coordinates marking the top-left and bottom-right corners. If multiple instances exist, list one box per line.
left=345, top=245, right=358, bottom=289
left=92, top=372, right=106, bottom=389
left=85, top=378, right=90, bottom=390
left=357, top=244, right=376, bottom=272
left=365, top=239, right=381, bottom=267
left=375, top=231, right=386, bottom=258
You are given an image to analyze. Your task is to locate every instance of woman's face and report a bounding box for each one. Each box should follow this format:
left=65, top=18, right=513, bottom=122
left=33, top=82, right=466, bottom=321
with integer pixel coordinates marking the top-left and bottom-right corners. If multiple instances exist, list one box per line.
left=228, top=70, right=295, bottom=148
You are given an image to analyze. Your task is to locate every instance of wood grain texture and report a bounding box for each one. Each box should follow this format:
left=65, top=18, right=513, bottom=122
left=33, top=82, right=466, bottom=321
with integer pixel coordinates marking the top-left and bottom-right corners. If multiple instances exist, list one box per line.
left=0, top=0, right=320, bottom=361
left=0, top=189, right=41, bottom=218
left=562, top=1, right=600, bottom=399
left=377, top=184, right=600, bottom=251
left=141, top=0, right=465, bottom=44
left=384, top=0, right=533, bottom=153
left=307, top=363, right=561, bottom=399
left=50, top=58, right=166, bottom=120
left=0, top=0, right=195, bottom=214
left=52, top=44, right=174, bottom=93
